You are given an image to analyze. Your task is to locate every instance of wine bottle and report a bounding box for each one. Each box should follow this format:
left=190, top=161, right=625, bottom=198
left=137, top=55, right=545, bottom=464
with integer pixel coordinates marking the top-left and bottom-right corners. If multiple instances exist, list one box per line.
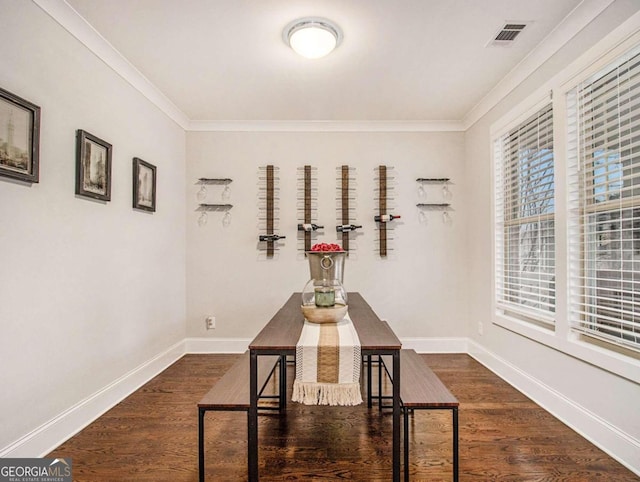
left=374, top=214, right=401, bottom=222
left=336, top=224, right=362, bottom=233
left=259, top=234, right=286, bottom=242
left=297, top=223, right=324, bottom=232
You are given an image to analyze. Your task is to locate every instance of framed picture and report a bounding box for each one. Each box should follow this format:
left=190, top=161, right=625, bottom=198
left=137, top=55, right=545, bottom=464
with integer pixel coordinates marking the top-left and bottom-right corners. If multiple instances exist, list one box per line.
left=75, top=129, right=112, bottom=201
left=0, top=87, right=40, bottom=183
left=133, top=157, right=156, bottom=212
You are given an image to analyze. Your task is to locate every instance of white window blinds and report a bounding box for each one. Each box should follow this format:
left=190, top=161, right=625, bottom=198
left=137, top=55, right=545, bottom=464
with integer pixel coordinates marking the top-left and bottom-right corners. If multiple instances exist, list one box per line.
left=494, top=104, right=556, bottom=324
left=568, top=49, right=640, bottom=352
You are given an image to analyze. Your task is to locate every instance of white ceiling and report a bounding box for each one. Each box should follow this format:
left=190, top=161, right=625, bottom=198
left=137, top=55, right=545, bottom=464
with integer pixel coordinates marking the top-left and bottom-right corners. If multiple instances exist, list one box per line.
left=64, top=0, right=587, bottom=123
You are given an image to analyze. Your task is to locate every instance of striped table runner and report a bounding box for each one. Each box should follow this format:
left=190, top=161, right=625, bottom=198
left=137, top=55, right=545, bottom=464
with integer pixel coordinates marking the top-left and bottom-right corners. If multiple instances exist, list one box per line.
left=292, top=314, right=363, bottom=406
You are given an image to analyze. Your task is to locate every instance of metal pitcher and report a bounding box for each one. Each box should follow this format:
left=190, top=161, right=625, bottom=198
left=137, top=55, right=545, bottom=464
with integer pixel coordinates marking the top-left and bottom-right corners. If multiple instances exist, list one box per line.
left=306, top=251, right=346, bottom=283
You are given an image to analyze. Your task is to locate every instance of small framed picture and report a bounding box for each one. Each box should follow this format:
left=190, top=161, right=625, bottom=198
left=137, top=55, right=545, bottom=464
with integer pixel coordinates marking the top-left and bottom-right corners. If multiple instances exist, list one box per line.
left=0, top=87, right=40, bottom=183
left=133, top=157, right=156, bottom=212
left=75, top=129, right=112, bottom=201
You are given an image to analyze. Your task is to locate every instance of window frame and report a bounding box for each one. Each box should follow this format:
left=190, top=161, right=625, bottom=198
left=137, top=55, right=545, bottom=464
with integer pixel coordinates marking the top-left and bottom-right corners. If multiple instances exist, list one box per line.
left=566, top=45, right=640, bottom=353
left=488, top=26, right=640, bottom=384
left=492, top=94, right=557, bottom=329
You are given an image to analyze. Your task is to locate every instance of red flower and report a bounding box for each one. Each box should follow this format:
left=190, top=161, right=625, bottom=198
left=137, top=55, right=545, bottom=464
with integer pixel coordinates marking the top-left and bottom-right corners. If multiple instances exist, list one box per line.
left=310, top=242, right=344, bottom=252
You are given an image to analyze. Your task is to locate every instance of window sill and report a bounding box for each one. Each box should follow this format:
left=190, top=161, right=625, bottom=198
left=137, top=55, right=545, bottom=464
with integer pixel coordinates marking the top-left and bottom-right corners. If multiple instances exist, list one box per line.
left=493, top=311, right=640, bottom=384
left=494, top=311, right=557, bottom=346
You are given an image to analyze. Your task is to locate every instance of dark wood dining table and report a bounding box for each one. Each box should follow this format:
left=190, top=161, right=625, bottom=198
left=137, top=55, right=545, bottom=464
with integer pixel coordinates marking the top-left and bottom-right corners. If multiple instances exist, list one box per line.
left=248, top=292, right=402, bottom=481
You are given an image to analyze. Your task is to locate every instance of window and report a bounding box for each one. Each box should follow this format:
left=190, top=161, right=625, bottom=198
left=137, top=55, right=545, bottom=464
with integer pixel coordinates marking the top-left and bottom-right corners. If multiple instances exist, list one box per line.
left=568, top=49, right=640, bottom=352
left=494, top=103, right=556, bottom=325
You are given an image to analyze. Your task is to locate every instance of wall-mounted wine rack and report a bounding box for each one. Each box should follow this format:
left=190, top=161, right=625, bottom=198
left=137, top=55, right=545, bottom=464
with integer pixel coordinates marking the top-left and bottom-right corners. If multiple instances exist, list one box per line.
left=196, top=177, right=233, bottom=226
left=336, top=165, right=360, bottom=253
left=258, top=165, right=284, bottom=258
left=374, top=165, right=400, bottom=257
left=297, top=165, right=321, bottom=253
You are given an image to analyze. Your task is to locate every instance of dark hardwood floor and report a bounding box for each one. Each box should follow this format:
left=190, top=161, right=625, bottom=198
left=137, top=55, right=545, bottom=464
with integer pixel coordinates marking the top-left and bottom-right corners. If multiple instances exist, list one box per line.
left=48, top=354, right=638, bottom=481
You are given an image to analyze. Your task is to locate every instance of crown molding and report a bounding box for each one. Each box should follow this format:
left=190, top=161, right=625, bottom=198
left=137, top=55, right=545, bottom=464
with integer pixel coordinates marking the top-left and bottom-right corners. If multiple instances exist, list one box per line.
left=33, top=0, right=616, bottom=134
left=30, top=0, right=463, bottom=133
left=32, top=0, right=191, bottom=130
left=462, top=0, right=615, bottom=130
left=187, top=119, right=465, bottom=132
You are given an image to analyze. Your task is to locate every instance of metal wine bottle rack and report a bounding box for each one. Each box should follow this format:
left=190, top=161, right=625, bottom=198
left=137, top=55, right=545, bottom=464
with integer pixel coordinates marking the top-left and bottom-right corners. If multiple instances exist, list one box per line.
left=297, top=165, right=320, bottom=253
left=258, top=165, right=284, bottom=258
left=336, top=165, right=360, bottom=252
left=374, top=165, right=399, bottom=257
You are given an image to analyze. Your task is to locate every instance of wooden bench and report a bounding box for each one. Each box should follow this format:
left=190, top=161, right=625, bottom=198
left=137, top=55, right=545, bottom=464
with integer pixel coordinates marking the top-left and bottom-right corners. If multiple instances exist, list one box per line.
left=375, top=349, right=459, bottom=482
left=197, top=352, right=284, bottom=482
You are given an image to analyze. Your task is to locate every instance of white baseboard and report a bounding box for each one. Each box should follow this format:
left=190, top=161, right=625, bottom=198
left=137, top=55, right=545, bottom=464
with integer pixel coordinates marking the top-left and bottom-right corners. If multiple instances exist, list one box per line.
left=0, top=335, right=466, bottom=457
left=4, top=335, right=638, bottom=478
left=184, top=336, right=468, bottom=354
left=467, top=339, right=640, bottom=476
left=400, top=337, right=468, bottom=353
left=0, top=339, right=186, bottom=458
left=184, top=337, right=251, bottom=353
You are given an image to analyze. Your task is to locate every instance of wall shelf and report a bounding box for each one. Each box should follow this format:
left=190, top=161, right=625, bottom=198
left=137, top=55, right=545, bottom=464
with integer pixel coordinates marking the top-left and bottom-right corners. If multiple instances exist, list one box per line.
left=196, top=177, right=233, bottom=218
left=198, top=178, right=233, bottom=184
left=416, top=177, right=450, bottom=183
left=198, top=203, right=233, bottom=211
left=416, top=203, right=451, bottom=209
left=416, top=177, right=453, bottom=206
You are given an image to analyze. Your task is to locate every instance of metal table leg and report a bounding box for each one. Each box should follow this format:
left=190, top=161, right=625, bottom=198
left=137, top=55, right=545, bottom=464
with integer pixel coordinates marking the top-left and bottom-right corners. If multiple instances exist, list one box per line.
left=367, top=354, right=372, bottom=408
left=198, top=408, right=205, bottom=482
left=393, top=350, right=400, bottom=481
left=279, top=355, right=286, bottom=411
left=248, top=351, right=259, bottom=481
left=403, top=407, right=409, bottom=482
left=378, top=355, right=383, bottom=411
left=453, top=407, right=459, bottom=482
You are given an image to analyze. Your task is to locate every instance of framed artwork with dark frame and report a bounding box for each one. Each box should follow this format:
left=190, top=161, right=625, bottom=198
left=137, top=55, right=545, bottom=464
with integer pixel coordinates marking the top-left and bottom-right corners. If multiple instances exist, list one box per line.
left=0, top=87, right=40, bottom=183
left=133, top=157, right=156, bottom=212
left=75, top=129, right=112, bottom=201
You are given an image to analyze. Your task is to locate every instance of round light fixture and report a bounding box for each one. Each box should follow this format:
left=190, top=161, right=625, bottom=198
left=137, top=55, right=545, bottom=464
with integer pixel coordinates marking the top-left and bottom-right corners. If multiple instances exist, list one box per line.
left=283, top=17, right=342, bottom=59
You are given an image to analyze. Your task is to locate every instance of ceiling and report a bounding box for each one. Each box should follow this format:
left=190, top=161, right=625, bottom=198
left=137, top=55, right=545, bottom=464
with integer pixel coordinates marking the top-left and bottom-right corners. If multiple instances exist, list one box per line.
left=64, top=0, right=587, bottom=124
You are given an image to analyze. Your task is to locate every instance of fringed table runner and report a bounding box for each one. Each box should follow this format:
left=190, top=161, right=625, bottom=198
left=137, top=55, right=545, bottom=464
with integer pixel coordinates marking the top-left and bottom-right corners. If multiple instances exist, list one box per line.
left=292, top=314, right=363, bottom=406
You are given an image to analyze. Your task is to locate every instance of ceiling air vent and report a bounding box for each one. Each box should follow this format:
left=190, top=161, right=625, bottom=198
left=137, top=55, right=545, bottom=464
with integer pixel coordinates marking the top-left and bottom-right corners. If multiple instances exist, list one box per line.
left=488, top=22, right=529, bottom=47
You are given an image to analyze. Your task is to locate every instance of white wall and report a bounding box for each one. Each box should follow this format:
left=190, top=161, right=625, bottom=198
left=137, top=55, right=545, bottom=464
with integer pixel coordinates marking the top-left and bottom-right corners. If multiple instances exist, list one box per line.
left=2, top=0, right=638, bottom=473
left=186, top=131, right=467, bottom=341
left=0, top=1, right=186, bottom=452
left=464, top=0, right=640, bottom=473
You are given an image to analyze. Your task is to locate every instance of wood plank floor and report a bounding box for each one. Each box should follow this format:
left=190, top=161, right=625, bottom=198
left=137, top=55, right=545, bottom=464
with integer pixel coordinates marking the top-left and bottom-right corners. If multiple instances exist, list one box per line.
left=48, top=354, right=638, bottom=481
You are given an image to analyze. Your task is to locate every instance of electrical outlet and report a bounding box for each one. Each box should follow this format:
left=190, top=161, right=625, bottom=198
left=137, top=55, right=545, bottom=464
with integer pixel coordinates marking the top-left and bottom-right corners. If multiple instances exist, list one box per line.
left=206, top=316, right=215, bottom=330
left=478, top=321, right=483, bottom=336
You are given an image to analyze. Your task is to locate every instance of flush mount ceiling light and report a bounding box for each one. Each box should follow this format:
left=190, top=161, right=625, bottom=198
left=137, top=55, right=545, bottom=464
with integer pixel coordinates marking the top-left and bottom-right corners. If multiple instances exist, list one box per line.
left=283, top=17, right=343, bottom=59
